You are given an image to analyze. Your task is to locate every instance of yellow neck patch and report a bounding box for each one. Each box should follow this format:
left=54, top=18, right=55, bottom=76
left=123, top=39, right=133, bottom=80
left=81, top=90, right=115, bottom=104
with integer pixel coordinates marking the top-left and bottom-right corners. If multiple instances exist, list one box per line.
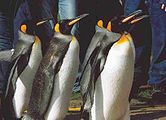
left=107, top=21, right=112, bottom=31
left=116, top=34, right=129, bottom=45
left=34, top=36, right=40, bottom=45
left=21, top=24, right=27, bottom=33
left=54, top=23, right=60, bottom=32
left=72, top=36, right=76, bottom=42
left=97, top=20, right=103, bottom=28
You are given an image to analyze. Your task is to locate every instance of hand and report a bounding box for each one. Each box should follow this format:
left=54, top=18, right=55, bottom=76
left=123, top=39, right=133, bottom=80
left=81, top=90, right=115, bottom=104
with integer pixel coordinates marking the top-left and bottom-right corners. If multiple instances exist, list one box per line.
left=161, top=4, right=166, bottom=11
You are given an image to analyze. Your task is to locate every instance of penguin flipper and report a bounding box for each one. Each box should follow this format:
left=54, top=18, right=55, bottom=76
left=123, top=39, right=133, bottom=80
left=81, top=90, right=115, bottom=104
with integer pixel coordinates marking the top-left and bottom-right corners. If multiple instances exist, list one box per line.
left=0, top=49, right=14, bottom=62
left=81, top=31, right=120, bottom=111
left=5, top=29, right=35, bottom=96
left=81, top=28, right=106, bottom=69
left=5, top=52, right=30, bottom=97
left=26, top=36, right=71, bottom=118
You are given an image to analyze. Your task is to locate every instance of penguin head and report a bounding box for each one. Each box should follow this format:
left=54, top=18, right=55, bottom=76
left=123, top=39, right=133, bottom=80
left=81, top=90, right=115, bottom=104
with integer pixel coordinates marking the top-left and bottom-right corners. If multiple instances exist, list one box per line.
left=20, top=22, right=41, bottom=51
left=20, top=20, right=36, bottom=36
left=54, top=14, right=89, bottom=35
left=110, top=10, right=149, bottom=33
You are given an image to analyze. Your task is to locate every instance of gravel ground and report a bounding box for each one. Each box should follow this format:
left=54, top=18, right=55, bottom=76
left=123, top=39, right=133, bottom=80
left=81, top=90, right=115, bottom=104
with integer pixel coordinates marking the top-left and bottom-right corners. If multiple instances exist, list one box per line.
left=64, top=99, right=166, bottom=120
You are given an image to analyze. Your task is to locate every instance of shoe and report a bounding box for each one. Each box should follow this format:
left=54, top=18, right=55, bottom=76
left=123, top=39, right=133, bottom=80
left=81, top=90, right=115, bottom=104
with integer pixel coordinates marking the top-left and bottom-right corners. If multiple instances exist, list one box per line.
left=138, top=84, right=166, bottom=103
left=137, top=84, right=153, bottom=100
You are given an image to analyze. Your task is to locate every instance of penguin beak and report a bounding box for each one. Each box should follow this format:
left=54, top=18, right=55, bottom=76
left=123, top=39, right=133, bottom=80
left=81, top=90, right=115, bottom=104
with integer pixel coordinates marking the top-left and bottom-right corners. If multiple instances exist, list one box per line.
left=121, top=10, right=149, bottom=24
left=130, top=15, right=149, bottom=24
left=36, top=17, right=54, bottom=26
left=122, top=10, right=142, bottom=23
left=68, top=13, right=89, bottom=26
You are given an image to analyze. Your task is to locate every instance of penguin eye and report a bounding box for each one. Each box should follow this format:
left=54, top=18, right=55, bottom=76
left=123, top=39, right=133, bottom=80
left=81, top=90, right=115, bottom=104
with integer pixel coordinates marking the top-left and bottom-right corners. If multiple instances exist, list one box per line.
left=97, top=20, right=103, bottom=28
left=107, top=21, right=112, bottom=31
left=21, top=24, right=27, bottom=33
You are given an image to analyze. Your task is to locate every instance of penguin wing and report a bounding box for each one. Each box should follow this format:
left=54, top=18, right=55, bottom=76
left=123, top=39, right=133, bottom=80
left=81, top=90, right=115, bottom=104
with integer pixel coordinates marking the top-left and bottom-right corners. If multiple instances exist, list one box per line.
left=27, top=33, right=71, bottom=118
left=5, top=51, right=31, bottom=97
left=79, top=29, right=107, bottom=97
left=0, top=49, right=14, bottom=62
left=5, top=31, right=35, bottom=96
left=81, top=31, right=121, bottom=110
left=81, top=28, right=106, bottom=69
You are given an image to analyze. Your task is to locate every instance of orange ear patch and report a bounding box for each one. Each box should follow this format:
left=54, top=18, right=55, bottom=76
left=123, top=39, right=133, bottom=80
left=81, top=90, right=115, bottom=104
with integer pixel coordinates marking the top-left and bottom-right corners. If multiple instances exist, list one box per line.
left=107, top=21, right=112, bottom=31
left=21, top=24, right=27, bottom=33
left=97, top=20, right=103, bottom=28
left=54, top=23, right=60, bottom=33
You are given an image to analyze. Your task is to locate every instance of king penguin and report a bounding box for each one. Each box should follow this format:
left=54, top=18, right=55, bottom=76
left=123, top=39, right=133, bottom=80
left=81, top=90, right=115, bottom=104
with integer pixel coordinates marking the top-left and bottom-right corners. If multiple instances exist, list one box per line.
left=22, top=14, right=88, bottom=120
left=79, top=10, right=148, bottom=120
left=4, top=23, right=43, bottom=119
left=80, top=19, right=121, bottom=114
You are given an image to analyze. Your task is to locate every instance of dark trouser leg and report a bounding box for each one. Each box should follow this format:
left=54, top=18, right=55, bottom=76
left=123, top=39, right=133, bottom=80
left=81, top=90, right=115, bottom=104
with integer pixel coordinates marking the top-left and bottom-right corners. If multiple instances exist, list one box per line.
left=148, top=0, right=166, bottom=87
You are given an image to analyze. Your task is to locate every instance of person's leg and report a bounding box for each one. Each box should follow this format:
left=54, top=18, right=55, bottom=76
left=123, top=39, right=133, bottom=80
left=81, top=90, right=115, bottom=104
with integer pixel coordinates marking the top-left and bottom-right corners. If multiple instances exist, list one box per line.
left=148, top=0, right=166, bottom=88
left=58, top=0, right=78, bottom=37
left=124, top=0, right=142, bottom=16
left=0, top=2, right=14, bottom=119
left=58, top=0, right=76, bottom=19
left=129, top=19, right=151, bottom=100
left=0, top=12, right=13, bottom=51
left=124, top=0, right=152, bottom=99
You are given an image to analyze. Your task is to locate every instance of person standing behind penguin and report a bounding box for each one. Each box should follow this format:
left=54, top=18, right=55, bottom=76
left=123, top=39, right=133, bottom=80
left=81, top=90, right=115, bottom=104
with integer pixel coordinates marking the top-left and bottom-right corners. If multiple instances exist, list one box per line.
left=125, top=0, right=166, bottom=101
left=124, top=0, right=152, bottom=100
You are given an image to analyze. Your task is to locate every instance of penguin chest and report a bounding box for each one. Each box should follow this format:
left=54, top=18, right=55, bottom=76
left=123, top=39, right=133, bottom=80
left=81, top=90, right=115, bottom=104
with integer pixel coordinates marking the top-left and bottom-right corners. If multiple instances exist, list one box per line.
left=45, top=40, right=80, bottom=120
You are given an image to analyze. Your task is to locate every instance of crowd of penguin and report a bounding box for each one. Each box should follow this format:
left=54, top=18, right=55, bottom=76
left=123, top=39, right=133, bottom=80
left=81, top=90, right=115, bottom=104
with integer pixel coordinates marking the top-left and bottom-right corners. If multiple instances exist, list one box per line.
left=0, top=10, right=148, bottom=120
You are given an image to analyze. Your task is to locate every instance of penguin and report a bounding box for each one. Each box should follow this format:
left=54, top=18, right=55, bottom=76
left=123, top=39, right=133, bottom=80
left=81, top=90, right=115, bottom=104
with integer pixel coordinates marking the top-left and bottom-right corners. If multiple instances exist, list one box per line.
left=79, top=10, right=148, bottom=120
left=22, top=14, right=88, bottom=120
left=4, top=23, right=43, bottom=119
left=80, top=20, right=121, bottom=113
left=12, top=25, right=43, bottom=119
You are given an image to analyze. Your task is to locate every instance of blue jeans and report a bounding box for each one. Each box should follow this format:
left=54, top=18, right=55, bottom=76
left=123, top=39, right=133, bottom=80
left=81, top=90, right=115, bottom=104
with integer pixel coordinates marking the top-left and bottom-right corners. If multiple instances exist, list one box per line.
left=124, top=0, right=151, bottom=85
left=124, top=0, right=142, bottom=16
left=0, top=5, right=14, bottom=93
left=59, top=0, right=77, bottom=36
left=0, top=12, right=13, bottom=51
left=146, top=0, right=166, bottom=85
left=125, top=0, right=166, bottom=86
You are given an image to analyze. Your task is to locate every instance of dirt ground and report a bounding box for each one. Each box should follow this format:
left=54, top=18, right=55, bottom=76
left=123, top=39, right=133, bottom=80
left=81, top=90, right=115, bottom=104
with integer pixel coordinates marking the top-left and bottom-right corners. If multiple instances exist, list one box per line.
left=64, top=98, right=166, bottom=120
left=130, top=99, right=166, bottom=120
